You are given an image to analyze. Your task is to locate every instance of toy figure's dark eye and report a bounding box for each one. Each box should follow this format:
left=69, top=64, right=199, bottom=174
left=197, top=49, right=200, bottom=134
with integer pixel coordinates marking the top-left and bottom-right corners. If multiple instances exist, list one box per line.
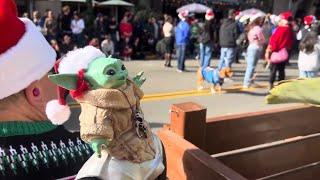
left=106, top=69, right=116, bottom=76
left=121, top=65, right=126, bottom=71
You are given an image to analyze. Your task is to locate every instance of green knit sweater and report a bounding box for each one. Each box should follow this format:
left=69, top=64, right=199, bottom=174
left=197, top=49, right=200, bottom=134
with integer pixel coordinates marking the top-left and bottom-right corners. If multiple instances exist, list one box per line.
left=0, top=121, right=93, bottom=180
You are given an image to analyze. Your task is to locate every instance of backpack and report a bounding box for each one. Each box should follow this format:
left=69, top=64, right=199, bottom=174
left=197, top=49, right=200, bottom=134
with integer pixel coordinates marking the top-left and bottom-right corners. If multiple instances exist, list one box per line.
left=236, top=32, right=248, bottom=49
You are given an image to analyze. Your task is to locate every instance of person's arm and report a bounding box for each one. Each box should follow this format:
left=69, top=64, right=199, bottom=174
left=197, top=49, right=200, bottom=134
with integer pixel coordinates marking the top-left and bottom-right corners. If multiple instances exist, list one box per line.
left=257, top=27, right=266, bottom=45
left=80, top=19, right=85, bottom=32
left=297, top=29, right=302, bottom=41
left=182, top=23, right=190, bottom=41
left=70, top=20, right=74, bottom=31
left=265, top=45, right=272, bottom=62
left=111, top=42, right=114, bottom=55
left=233, top=22, right=239, bottom=41
left=100, top=41, right=106, bottom=54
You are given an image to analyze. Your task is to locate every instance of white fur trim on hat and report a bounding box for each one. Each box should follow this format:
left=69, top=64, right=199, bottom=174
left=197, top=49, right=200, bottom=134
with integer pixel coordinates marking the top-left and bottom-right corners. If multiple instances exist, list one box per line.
left=0, top=18, right=56, bottom=100
left=205, top=14, right=214, bottom=21
left=46, top=100, right=71, bottom=125
left=58, top=46, right=105, bottom=74
left=178, top=10, right=189, bottom=21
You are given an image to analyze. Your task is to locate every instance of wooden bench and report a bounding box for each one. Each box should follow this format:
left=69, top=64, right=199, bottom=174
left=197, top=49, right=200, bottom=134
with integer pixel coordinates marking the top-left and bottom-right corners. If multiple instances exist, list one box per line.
left=157, top=102, right=320, bottom=180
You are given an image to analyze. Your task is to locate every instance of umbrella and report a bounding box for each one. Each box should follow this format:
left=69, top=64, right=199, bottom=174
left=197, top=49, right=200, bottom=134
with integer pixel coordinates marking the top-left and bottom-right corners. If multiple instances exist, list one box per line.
left=60, top=0, right=86, bottom=2
left=240, top=8, right=266, bottom=16
left=97, top=0, right=134, bottom=23
left=97, top=0, right=134, bottom=6
left=177, top=3, right=210, bottom=13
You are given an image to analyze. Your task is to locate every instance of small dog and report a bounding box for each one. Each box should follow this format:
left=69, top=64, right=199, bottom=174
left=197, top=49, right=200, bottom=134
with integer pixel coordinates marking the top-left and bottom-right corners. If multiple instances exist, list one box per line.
left=197, top=67, right=233, bottom=94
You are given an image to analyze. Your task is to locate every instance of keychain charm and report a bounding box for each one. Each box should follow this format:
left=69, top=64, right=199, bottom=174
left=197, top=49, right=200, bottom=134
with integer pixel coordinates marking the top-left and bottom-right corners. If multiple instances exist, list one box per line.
left=134, top=111, right=148, bottom=139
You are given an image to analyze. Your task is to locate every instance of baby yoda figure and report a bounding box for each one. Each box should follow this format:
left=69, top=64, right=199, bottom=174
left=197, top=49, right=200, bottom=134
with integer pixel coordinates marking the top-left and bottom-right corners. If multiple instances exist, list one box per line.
left=48, top=46, right=165, bottom=180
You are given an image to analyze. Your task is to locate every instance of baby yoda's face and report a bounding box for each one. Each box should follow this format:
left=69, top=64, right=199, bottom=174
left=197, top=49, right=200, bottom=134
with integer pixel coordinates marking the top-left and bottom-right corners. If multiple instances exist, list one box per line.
left=86, top=57, right=128, bottom=89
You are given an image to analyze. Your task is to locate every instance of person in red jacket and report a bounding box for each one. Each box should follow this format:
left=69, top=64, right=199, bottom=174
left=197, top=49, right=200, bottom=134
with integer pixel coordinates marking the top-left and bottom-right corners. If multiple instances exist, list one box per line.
left=265, top=11, right=295, bottom=89
left=119, top=15, right=133, bottom=40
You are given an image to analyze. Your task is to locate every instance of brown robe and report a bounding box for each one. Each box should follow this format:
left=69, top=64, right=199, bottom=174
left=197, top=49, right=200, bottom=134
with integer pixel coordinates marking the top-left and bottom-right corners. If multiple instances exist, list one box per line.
left=77, top=80, right=155, bottom=163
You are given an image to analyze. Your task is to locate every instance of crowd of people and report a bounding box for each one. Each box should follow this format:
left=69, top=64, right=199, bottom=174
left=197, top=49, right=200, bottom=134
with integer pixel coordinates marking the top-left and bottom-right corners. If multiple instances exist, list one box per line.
left=25, top=5, right=320, bottom=90
left=169, top=8, right=320, bottom=90
left=25, top=6, right=168, bottom=60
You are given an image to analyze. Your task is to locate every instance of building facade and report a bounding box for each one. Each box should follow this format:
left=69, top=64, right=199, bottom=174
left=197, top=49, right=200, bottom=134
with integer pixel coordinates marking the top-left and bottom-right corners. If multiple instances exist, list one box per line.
left=16, top=0, right=61, bottom=17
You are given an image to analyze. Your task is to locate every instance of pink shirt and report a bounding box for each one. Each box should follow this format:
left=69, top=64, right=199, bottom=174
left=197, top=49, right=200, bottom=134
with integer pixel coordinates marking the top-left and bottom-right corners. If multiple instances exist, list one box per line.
left=247, top=26, right=265, bottom=47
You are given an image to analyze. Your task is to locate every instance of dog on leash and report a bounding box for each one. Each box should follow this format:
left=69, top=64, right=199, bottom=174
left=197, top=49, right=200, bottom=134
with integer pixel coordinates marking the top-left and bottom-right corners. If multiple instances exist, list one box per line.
left=197, top=67, right=233, bottom=94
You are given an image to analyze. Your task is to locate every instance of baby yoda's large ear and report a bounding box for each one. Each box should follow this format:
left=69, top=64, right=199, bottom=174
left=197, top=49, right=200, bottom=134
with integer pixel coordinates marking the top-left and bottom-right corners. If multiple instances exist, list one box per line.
left=48, top=74, right=78, bottom=90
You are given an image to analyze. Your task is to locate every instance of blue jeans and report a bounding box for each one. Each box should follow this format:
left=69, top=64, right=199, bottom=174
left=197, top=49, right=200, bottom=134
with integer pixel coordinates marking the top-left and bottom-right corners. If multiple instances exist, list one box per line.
left=177, top=44, right=187, bottom=71
left=218, top=47, right=235, bottom=70
left=199, top=43, right=212, bottom=68
left=243, top=44, right=261, bottom=87
left=299, top=71, right=317, bottom=78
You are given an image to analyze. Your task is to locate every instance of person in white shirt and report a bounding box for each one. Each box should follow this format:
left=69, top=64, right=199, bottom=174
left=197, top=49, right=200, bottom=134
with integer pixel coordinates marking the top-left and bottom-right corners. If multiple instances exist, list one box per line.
left=298, top=31, right=320, bottom=78
left=71, top=11, right=85, bottom=47
left=101, top=34, right=115, bottom=56
left=162, top=15, right=174, bottom=67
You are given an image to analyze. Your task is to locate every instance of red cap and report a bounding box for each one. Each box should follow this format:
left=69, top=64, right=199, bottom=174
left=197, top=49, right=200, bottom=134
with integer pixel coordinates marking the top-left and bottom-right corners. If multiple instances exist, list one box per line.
left=0, top=0, right=25, bottom=54
left=279, top=11, right=293, bottom=21
left=304, top=15, right=316, bottom=25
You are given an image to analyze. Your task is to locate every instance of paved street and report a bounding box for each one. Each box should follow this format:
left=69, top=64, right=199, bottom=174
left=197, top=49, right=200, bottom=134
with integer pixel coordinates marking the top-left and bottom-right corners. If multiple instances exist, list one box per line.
left=64, top=58, right=300, bottom=132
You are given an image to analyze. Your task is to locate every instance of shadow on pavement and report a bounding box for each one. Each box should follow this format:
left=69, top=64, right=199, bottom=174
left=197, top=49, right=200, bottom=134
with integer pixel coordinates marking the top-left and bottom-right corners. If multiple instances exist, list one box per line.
left=150, top=122, right=165, bottom=128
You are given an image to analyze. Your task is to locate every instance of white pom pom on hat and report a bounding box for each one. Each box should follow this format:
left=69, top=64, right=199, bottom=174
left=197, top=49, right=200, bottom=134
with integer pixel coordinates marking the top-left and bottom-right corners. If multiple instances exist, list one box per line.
left=45, top=58, right=71, bottom=125
left=46, top=100, right=71, bottom=125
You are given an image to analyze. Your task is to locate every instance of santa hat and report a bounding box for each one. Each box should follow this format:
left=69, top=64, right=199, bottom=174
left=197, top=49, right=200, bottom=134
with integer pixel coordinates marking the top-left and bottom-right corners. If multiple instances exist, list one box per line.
left=304, top=15, right=316, bottom=26
left=235, top=12, right=242, bottom=21
left=0, top=0, right=56, bottom=100
left=178, top=10, right=189, bottom=21
left=205, top=9, right=214, bottom=21
left=279, top=11, right=293, bottom=21
left=45, top=46, right=105, bottom=125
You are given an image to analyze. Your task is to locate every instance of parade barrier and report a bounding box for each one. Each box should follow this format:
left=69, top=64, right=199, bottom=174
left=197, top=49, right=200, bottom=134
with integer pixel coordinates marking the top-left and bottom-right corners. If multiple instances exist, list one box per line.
left=157, top=102, right=320, bottom=179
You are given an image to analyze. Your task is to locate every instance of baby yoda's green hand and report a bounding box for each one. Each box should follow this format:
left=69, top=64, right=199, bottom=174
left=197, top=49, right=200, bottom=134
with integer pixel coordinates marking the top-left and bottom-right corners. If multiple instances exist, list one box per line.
left=133, top=71, right=146, bottom=87
left=90, top=139, right=109, bottom=158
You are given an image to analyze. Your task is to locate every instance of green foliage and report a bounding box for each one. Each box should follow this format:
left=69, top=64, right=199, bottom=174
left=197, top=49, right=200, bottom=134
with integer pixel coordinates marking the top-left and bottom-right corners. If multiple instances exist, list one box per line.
left=134, top=6, right=162, bottom=22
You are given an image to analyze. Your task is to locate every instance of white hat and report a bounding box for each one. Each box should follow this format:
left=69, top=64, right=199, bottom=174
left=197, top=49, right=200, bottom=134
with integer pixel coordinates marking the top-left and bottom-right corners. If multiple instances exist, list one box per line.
left=178, top=10, right=189, bottom=21
left=205, top=9, right=214, bottom=21
left=239, top=15, right=250, bottom=24
left=270, top=15, right=281, bottom=25
left=0, top=0, right=56, bottom=100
